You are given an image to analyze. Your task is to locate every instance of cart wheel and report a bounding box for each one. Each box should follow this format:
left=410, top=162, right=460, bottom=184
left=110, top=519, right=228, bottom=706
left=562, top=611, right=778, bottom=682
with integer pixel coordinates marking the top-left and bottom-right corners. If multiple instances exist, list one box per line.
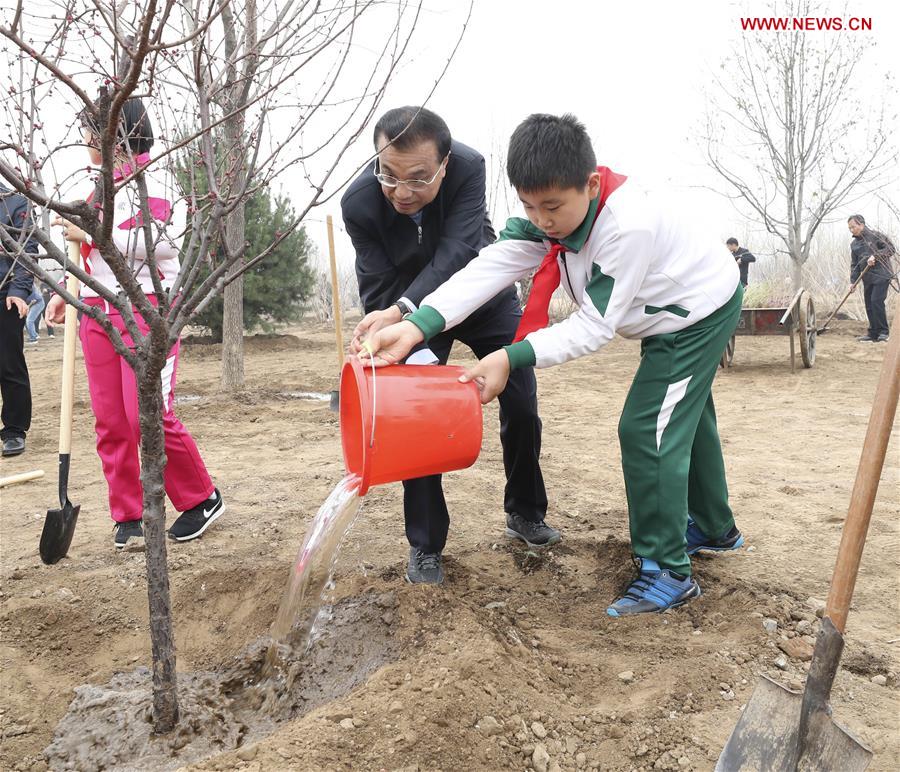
left=720, top=334, right=736, bottom=369
left=798, top=292, right=816, bottom=368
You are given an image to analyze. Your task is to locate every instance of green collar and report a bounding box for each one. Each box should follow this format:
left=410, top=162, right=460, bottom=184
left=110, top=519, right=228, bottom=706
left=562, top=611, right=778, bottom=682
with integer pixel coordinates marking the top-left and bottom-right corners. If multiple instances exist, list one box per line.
left=497, top=194, right=601, bottom=251
left=558, top=195, right=599, bottom=252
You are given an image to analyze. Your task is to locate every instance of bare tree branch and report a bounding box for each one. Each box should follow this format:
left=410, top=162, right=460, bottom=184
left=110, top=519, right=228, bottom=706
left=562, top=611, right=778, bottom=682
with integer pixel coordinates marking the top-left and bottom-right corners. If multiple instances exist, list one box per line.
left=700, top=0, right=896, bottom=288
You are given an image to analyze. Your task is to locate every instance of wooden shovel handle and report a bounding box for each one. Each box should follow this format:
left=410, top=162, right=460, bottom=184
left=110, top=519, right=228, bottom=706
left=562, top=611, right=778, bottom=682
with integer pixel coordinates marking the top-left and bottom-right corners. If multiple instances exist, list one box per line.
left=326, top=215, right=344, bottom=371
left=0, top=469, right=45, bottom=488
left=58, top=241, right=81, bottom=455
left=825, top=300, right=900, bottom=632
left=819, top=264, right=871, bottom=331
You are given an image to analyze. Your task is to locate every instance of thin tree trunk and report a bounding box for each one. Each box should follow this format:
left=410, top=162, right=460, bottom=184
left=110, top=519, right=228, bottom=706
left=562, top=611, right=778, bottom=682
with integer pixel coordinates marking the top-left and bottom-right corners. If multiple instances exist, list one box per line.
left=221, top=257, right=244, bottom=389
left=792, top=259, right=803, bottom=292
left=137, top=331, right=178, bottom=733
left=221, top=114, right=246, bottom=390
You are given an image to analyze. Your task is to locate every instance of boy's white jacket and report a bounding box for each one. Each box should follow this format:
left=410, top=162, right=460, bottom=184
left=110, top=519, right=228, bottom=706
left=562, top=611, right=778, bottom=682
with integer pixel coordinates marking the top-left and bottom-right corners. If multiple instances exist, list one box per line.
left=81, top=161, right=186, bottom=298
left=414, top=173, right=741, bottom=369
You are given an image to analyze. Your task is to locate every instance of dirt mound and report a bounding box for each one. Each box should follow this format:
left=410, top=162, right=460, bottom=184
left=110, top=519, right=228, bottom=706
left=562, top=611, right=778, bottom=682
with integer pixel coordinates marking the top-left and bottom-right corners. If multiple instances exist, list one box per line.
left=181, top=331, right=333, bottom=356
left=185, top=536, right=873, bottom=772
left=44, top=592, right=401, bottom=771
left=2, top=321, right=896, bottom=771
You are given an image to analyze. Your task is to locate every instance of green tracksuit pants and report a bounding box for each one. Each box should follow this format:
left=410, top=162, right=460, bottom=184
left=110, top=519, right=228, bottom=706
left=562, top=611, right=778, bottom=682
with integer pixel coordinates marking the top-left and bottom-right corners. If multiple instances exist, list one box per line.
left=618, top=286, right=743, bottom=576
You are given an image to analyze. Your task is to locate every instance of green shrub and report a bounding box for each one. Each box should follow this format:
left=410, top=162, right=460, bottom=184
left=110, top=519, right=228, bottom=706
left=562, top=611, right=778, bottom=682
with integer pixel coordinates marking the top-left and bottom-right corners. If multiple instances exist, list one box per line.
left=188, top=189, right=315, bottom=341
left=741, top=281, right=795, bottom=308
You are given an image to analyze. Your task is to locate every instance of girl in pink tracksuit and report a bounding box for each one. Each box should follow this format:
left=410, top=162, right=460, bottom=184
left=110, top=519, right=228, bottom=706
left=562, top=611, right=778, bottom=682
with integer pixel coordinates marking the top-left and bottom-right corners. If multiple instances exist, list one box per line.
left=48, top=98, right=225, bottom=549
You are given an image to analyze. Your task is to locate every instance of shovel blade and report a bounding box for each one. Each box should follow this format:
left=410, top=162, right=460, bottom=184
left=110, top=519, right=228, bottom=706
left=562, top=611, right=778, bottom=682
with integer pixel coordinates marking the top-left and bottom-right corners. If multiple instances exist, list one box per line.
left=716, top=676, right=871, bottom=772
left=39, top=500, right=81, bottom=565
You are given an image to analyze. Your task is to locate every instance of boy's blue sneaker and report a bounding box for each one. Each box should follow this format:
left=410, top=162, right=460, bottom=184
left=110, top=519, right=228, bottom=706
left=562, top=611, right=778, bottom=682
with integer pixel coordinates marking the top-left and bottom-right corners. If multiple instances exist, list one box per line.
left=606, top=558, right=700, bottom=617
left=685, top=518, right=744, bottom=555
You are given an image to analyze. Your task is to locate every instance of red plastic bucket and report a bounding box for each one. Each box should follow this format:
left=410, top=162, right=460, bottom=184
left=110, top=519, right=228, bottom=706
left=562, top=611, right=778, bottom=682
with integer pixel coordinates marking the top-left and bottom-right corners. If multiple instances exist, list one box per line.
left=340, top=358, right=483, bottom=495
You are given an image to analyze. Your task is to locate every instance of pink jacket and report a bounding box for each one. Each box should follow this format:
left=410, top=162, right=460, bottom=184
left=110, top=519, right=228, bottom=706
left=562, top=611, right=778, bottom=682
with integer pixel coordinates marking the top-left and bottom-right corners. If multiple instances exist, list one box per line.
left=81, top=154, right=186, bottom=298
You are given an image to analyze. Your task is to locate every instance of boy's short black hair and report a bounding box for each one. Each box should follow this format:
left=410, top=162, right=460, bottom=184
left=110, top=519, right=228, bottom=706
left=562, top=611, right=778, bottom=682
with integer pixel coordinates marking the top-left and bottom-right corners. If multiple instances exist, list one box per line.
left=848, top=214, right=865, bottom=225
left=507, top=113, right=597, bottom=192
left=80, top=95, right=154, bottom=155
left=373, top=106, right=451, bottom=160
left=726, top=237, right=739, bottom=246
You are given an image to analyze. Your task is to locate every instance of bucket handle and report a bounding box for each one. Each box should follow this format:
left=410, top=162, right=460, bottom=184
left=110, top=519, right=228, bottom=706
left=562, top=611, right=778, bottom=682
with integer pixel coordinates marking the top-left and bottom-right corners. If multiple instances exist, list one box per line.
left=361, top=343, right=377, bottom=449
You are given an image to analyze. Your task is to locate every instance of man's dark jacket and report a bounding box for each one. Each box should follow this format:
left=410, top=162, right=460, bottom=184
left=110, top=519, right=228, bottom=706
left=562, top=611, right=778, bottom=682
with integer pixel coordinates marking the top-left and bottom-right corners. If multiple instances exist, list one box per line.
left=341, top=140, right=514, bottom=314
left=851, top=227, right=895, bottom=285
left=733, top=246, right=755, bottom=286
left=0, top=184, right=38, bottom=301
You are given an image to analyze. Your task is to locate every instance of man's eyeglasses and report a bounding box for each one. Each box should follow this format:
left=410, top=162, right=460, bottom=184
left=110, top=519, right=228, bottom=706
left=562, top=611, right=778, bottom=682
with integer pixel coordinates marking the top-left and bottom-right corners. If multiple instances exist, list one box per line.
left=374, top=152, right=450, bottom=191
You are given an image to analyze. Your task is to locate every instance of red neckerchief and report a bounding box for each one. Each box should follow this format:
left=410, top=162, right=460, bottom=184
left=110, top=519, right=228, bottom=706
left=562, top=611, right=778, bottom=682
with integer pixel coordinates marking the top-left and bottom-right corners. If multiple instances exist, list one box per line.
left=513, top=166, right=627, bottom=342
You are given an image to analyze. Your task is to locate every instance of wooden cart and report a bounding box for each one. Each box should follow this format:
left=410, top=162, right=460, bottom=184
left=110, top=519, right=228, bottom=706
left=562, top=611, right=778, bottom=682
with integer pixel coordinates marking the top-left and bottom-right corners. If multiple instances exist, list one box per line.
left=720, top=288, right=817, bottom=371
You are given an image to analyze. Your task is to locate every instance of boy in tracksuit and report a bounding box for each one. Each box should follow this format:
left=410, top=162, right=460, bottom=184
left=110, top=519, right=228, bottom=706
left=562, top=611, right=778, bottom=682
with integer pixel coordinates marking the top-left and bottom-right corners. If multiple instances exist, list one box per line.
left=362, top=113, right=744, bottom=616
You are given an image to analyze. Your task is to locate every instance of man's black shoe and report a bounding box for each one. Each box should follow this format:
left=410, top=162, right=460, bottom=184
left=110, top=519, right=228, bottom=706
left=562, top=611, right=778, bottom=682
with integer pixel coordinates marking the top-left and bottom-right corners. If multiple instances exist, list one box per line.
left=167, top=488, right=225, bottom=542
left=114, top=520, right=144, bottom=549
left=505, top=513, right=562, bottom=548
left=406, top=547, right=444, bottom=584
left=876, top=333, right=890, bottom=342
left=856, top=335, right=875, bottom=343
left=1, top=436, right=25, bottom=457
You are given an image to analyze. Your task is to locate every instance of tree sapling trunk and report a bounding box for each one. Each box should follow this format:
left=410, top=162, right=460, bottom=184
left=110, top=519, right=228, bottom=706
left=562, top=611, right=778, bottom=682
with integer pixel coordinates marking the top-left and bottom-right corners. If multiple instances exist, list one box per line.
left=220, top=111, right=247, bottom=391
left=136, top=324, right=179, bottom=733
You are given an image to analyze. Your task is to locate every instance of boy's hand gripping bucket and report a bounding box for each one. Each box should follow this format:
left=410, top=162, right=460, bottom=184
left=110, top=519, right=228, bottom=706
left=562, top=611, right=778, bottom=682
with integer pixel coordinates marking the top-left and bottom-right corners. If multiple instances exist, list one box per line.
left=339, top=358, right=483, bottom=495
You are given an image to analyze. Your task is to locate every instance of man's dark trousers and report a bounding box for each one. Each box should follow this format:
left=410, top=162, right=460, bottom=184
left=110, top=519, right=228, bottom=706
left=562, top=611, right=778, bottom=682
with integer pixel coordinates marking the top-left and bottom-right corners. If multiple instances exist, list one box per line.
left=403, top=290, right=547, bottom=554
left=0, top=304, right=31, bottom=441
left=863, top=280, right=890, bottom=339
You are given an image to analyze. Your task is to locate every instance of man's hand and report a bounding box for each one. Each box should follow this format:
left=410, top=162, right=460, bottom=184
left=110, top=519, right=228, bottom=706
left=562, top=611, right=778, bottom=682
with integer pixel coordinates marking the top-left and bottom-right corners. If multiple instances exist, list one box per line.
left=867, top=256, right=876, bottom=267
left=45, top=294, right=66, bottom=325
left=350, top=305, right=403, bottom=354
left=458, top=348, right=511, bottom=405
left=52, top=216, right=88, bottom=243
left=359, top=320, right=425, bottom=366
left=5, top=295, right=28, bottom=318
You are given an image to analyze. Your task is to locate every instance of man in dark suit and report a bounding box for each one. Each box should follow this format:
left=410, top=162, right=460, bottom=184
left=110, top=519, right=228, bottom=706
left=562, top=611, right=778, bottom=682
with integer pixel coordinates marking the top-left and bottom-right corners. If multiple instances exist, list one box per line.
left=342, top=106, right=559, bottom=584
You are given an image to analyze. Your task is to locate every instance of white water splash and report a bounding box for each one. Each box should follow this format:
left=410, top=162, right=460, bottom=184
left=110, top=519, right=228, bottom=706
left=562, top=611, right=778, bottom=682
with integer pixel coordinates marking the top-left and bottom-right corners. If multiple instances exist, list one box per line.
left=266, top=475, right=364, bottom=664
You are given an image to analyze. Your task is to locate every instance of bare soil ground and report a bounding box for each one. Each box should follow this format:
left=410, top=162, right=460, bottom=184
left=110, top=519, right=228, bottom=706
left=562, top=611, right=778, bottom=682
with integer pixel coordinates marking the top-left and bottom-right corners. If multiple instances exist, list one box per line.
left=1, top=318, right=898, bottom=772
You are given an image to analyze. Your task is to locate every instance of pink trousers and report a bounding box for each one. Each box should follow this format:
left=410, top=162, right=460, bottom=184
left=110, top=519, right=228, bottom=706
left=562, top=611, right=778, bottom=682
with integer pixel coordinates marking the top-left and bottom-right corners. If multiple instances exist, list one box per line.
left=79, top=300, right=214, bottom=523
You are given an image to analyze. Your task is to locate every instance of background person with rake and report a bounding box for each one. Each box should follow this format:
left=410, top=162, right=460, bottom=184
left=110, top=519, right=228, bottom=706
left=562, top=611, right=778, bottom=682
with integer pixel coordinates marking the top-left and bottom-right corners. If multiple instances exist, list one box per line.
left=847, top=214, right=896, bottom=343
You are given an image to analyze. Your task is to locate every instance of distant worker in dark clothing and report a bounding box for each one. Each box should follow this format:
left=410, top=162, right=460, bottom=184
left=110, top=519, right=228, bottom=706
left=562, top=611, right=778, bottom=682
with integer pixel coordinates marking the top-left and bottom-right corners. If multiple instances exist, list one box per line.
left=726, top=238, right=756, bottom=287
left=848, top=215, right=895, bottom=343
left=0, top=183, right=39, bottom=457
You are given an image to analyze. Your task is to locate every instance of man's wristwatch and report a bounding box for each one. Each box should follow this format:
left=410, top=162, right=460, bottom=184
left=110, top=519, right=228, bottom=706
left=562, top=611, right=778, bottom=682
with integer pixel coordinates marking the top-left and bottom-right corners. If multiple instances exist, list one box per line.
left=392, top=299, right=413, bottom=317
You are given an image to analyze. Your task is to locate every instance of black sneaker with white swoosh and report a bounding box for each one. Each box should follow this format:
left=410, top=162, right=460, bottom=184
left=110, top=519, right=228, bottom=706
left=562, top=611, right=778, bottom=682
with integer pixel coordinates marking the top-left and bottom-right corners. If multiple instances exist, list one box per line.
left=114, top=520, right=144, bottom=549
left=167, top=488, right=225, bottom=542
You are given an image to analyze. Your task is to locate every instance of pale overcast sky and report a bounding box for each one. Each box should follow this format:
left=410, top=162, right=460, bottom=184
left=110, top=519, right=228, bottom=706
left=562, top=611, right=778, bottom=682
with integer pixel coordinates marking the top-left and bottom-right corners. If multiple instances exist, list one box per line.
left=3, top=0, right=898, bottom=270
left=312, top=0, right=899, bottom=267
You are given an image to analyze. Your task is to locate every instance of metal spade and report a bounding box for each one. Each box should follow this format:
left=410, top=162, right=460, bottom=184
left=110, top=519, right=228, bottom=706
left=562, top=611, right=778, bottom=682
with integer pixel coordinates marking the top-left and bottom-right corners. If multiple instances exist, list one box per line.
left=39, top=241, right=82, bottom=564
left=717, top=302, right=899, bottom=771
